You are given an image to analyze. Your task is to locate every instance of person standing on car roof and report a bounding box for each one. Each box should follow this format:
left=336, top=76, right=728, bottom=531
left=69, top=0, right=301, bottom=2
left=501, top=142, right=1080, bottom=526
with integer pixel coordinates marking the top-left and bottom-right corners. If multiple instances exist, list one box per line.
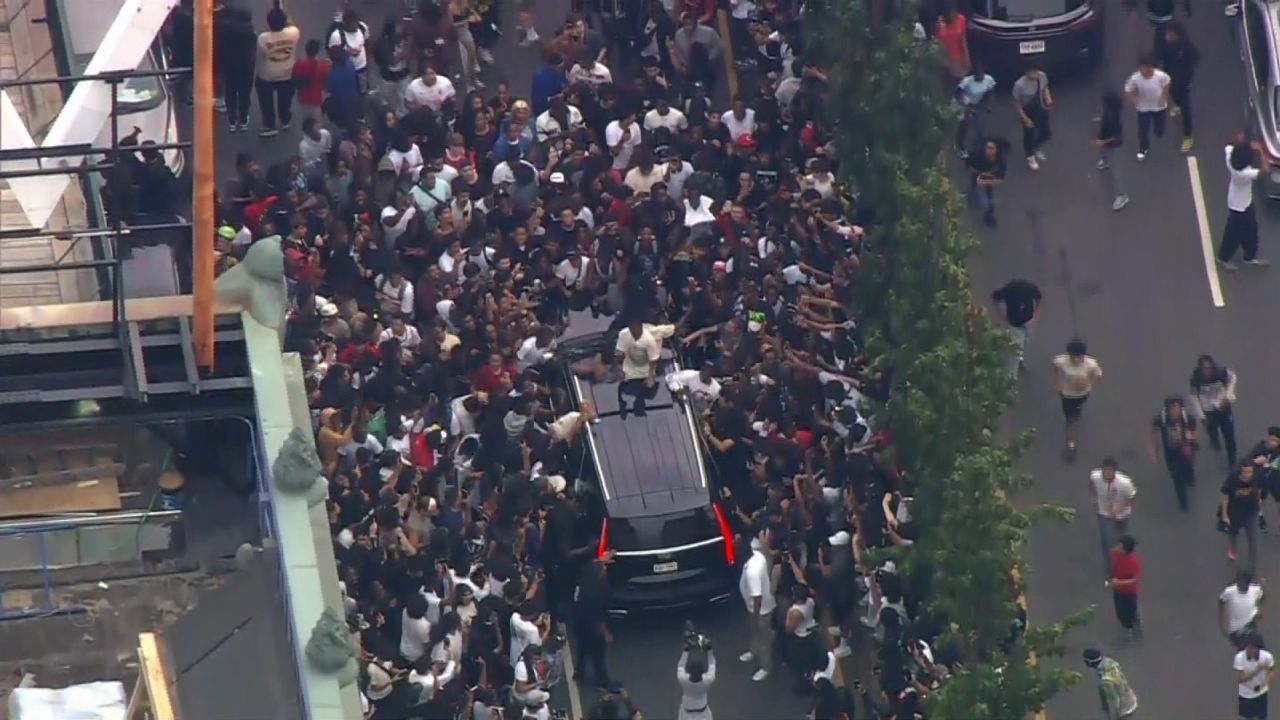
left=1162, top=21, right=1199, bottom=153
left=1189, top=355, right=1239, bottom=471
left=1248, top=427, right=1280, bottom=534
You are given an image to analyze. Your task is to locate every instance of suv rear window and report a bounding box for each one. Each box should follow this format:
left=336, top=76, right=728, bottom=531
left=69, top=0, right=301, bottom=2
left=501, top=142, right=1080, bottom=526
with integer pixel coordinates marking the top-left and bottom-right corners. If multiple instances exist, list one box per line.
left=969, top=0, right=1086, bottom=20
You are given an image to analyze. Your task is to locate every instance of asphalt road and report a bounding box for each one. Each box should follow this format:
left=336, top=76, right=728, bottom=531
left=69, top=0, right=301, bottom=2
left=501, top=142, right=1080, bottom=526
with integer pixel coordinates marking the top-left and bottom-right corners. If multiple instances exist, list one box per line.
left=201, top=1, right=808, bottom=718
left=963, top=5, right=1280, bottom=719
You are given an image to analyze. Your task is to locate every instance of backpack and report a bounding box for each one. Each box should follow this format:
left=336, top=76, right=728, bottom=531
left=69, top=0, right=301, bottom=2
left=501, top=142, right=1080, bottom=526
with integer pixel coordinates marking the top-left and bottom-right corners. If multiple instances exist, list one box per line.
left=328, top=20, right=368, bottom=50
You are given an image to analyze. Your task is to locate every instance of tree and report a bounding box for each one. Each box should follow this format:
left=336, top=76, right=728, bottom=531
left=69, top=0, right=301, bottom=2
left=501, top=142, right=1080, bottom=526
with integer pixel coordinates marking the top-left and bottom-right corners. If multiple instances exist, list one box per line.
left=808, top=0, right=1088, bottom=716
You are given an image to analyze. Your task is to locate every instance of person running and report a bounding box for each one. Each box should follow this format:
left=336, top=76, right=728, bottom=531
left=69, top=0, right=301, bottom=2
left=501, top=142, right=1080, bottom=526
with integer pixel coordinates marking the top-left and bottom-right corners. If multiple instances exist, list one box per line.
left=1163, top=21, right=1199, bottom=152
left=1217, top=137, right=1272, bottom=271
left=1013, top=60, right=1053, bottom=171
left=966, top=138, right=1007, bottom=228
left=1250, top=428, right=1280, bottom=533
left=1237, top=634, right=1276, bottom=720
left=954, top=61, right=996, bottom=158
left=1107, top=535, right=1141, bottom=637
left=1221, top=463, right=1263, bottom=570
left=991, top=278, right=1041, bottom=375
left=1094, top=89, right=1128, bottom=211
left=1124, top=54, right=1170, bottom=162
left=1052, top=339, right=1103, bottom=453
left=1089, top=458, right=1136, bottom=577
left=1083, top=648, right=1138, bottom=720
left=1190, top=355, right=1239, bottom=470
left=1221, top=571, right=1266, bottom=650
left=1147, top=395, right=1197, bottom=511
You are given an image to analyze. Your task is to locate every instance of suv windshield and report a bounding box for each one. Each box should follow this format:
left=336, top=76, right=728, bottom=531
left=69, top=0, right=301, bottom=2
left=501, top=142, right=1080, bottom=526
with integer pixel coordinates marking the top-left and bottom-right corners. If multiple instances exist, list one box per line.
left=55, top=0, right=167, bottom=113
left=969, top=0, right=1087, bottom=20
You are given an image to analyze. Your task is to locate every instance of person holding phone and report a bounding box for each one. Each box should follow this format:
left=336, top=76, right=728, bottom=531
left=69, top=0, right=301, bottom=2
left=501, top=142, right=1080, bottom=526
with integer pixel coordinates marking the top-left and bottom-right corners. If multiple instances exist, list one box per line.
left=965, top=138, right=1007, bottom=228
left=1012, top=60, right=1053, bottom=171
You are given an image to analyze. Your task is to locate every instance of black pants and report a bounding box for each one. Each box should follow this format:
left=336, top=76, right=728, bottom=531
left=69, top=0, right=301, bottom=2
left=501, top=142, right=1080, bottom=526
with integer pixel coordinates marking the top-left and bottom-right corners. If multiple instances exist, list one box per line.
left=1136, top=109, right=1166, bottom=153
left=1020, top=104, right=1051, bottom=158
left=255, top=78, right=295, bottom=130
left=1112, top=592, right=1138, bottom=629
left=1164, top=448, right=1195, bottom=510
left=1218, top=205, right=1260, bottom=262
left=617, top=378, right=658, bottom=416
left=225, top=75, right=253, bottom=126
left=1206, top=406, right=1240, bottom=468
left=574, top=630, right=612, bottom=688
left=1170, top=78, right=1193, bottom=137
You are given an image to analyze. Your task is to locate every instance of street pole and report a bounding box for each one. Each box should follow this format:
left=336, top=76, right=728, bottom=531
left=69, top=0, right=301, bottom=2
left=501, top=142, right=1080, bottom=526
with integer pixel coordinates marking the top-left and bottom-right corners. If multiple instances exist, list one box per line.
left=192, top=0, right=215, bottom=371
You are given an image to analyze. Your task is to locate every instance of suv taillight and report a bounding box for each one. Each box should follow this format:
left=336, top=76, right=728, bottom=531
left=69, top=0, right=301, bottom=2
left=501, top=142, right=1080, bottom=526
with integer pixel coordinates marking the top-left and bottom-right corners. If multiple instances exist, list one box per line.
left=597, top=518, right=609, bottom=559
left=711, top=502, right=735, bottom=565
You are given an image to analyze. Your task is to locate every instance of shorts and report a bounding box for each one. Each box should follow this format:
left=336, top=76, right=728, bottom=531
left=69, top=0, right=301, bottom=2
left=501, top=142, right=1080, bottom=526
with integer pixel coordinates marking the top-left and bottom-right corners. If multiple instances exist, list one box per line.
left=1060, top=394, right=1088, bottom=420
left=1241, top=692, right=1269, bottom=720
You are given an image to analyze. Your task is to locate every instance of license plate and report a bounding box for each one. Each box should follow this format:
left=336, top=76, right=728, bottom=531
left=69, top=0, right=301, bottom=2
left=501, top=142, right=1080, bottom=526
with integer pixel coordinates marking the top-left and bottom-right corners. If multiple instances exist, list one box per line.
left=653, top=561, right=678, bottom=574
left=1019, top=40, right=1046, bottom=55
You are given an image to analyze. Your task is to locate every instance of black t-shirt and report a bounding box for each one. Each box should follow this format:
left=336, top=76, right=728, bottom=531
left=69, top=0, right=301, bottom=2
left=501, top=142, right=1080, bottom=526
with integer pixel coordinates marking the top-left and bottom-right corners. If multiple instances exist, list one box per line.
left=991, top=279, right=1041, bottom=327
left=1222, top=472, right=1262, bottom=520
left=1153, top=411, right=1196, bottom=452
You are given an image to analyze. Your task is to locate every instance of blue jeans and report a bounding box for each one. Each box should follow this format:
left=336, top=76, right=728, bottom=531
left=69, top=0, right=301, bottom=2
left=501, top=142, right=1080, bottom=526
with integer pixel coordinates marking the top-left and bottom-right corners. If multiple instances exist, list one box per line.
left=970, top=179, right=996, bottom=216
left=956, top=105, right=987, bottom=154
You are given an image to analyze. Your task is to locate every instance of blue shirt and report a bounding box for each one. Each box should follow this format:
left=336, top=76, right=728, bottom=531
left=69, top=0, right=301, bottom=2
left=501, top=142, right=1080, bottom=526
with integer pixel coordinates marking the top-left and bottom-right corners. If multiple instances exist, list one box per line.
left=530, top=64, right=565, bottom=116
left=956, top=74, right=996, bottom=107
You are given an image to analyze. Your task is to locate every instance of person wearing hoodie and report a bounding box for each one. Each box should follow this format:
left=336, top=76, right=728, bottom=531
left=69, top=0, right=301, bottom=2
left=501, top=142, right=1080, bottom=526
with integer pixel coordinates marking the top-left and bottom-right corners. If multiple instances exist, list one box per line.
left=1162, top=21, right=1199, bottom=153
left=217, top=4, right=257, bottom=133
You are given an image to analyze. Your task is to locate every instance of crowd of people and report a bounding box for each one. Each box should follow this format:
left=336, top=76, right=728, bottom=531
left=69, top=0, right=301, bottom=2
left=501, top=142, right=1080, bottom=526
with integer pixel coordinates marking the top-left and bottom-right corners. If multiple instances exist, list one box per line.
left=174, top=1, right=1075, bottom=719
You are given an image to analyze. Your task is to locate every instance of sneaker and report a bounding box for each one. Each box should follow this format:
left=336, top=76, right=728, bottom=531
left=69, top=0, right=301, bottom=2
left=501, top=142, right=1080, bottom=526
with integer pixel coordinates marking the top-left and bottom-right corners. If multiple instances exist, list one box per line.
left=1228, top=545, right=1237, bottom=561
left=1261, top=516, right=1269, bottom=533
left=478, top=48, right=495, bottom=65
left=259, top=127, right=278, bottom=138
left=1227, top=2, right=1241, bottom=16
left=834, top=640, right=853, bottom=659
left=1027, top=156, right=1040, bottom=171
left=827, top=626, right=842, bottom=637
left=1170, top=105, right=1181, bottom=118
left=739, top=651, right=754, bottom=663
left=519, top=27, right=539, bottom=46
left=472, top=77, right=487, bottom=90
left=213, top=97, right=227, bottom=112
left=1112, top=194, right=1130, bottom=211
left=1066, top=440, right=1077, bottom=452
left=1096, top=159, right=1109, bottom=170
left=280, top=121, right=292, bottom=131
left=956, top=147, right=969, bottom=160
left=238, top=123, right=249, bottom=132
left=1181, top=137, right=1194, bottom=152
left=1034, top=150, right=1047, bottom=161
left=1136, top=151, right=1147, bottom=161
left=228, top=124, right=238, bottom=133
left=1244, top=258, right=1272, bottom=267
left=752, top=669, right=770, bottom=682
left=1219, top=259, right=1240, bottom=272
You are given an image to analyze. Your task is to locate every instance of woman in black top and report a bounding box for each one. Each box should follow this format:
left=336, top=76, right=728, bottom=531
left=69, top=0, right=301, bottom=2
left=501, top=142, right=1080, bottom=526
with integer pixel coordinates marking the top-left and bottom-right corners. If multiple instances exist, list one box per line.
left=965, top=138, right=1007, bottom=228
left=1094, top=90, right=1128, bottom=211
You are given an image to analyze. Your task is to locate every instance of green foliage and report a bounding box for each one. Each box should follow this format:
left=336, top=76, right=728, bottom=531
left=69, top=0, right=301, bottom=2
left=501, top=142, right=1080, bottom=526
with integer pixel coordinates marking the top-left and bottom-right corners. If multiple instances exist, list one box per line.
left=808, top=0, right=1083, bottom=716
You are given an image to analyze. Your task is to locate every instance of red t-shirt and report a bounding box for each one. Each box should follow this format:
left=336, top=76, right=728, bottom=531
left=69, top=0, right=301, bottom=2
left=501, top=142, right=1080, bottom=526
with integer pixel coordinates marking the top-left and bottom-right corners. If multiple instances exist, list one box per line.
left=292, top=58, right=330, bottom=108
left=1109, top=548, right=1139, bottom=596
left=471, top=362, right=517, bottom=395
left=936, top=14, right=967, bottom=63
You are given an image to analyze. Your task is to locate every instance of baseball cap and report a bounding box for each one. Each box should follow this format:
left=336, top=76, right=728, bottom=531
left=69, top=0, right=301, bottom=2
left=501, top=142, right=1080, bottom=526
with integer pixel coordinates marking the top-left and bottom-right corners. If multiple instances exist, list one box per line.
left=1082, top=648, right=1103, bottom=666
left=828, top=531, right=851, bottom=547
left=549, top=171, right=567, bottom=184
left=712, top=260, right=727, bottom=272
left=735, top=134, right=757, bottom=149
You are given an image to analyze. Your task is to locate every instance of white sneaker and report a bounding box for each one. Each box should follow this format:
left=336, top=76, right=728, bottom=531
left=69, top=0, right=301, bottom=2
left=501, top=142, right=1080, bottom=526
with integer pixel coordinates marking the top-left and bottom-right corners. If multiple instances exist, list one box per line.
left=752, top=669, right=769, bottom=682
left=1244, top=258, right=1272, bottom=267
left=1218, top=259, right=1240, bottom=272
left=1136, top=151, right=1147, bottom=161
left=1112, top=195, right=1129, bottom=211
left=478, top=48, right=495, bottom=65
left=1096, top=159, right=1109, bottom=170
left=1226, top=2, right=1241, bottom=16
left=213, top=97, right=226, bottom=112
left=1034, top=150, right=1047, bottom=161
left=1026, top=156, right=1040, bottom=171
left=827, top=625, right=842, bottom=637
left=834, top=640, right=853, bottom=659
left=739, top=651, right=754, bottom=663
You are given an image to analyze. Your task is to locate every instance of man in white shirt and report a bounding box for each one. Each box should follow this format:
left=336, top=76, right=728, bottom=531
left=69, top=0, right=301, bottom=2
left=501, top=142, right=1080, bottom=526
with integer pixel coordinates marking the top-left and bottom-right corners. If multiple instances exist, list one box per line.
left=605, top=110, right=643, bottom=171
left=666, top=362, right=721, bottom=403
left=644, top=97, right=689, bottom=133
left=1236, top=634, right=1275, bottom=720
left=516, top=327, right=556, bottom=374
left=614, top=317, right=662, bottom=418
left=567, top=57, right=613, bottom=88
left=1123, top=54, right=1170, bottom=160
left=298, top=118, right=332, bottom=174
left=1217, top=139, right=1272, bottom=271
left=405, top=65, right=456, bottom=114
left=721, top=97, right=757, bottom=141
left=738, top=528, right=776, bottom=682
left=1088, top=457, right=1135, bottom=576
left=380, top=193, right=417, bottom=249
left=1221, top=571, right=1266, bottom=648
left=1051, top=338, right=1103, bottom=452
left=327, top=10, right=369, bottom=72
left=509, top=604, right=547, bottom=670
left=379, top=315, right=422, bottom=354
left=407, top=657, right=457, bottom=707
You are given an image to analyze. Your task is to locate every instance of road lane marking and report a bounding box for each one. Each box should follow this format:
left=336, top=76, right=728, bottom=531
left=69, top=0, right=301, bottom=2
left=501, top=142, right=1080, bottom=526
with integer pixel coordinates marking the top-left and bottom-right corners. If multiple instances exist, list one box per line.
left=1187, top=155, right=1226, bottom=308
left=559, top=622, right=583, bottom=720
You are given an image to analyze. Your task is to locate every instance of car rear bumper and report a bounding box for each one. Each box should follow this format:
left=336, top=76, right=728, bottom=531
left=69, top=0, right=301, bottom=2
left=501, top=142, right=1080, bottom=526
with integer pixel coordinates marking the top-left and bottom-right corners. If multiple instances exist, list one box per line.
left=608, top=565, right=737, bottom=616
left=970, top=25, right=1102, bottom=77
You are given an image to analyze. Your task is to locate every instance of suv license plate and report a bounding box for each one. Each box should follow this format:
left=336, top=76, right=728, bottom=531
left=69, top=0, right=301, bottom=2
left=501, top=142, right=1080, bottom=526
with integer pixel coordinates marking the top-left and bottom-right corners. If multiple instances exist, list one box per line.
left=1019, top=40, right=1046, bottom=55
left=653, top=561, right=678, bottom=573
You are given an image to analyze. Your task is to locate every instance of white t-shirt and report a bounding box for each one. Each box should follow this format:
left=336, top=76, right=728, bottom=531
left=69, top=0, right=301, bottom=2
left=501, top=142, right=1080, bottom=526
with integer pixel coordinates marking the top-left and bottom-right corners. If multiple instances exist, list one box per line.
left=1088, top=469, right=1136, bottom=520
left=666, top=369, right=721, bottom=401
left=644, top=107, right=689, bottom=133
left=1227, top=144, right=1261, bottom=212
left=388, top=144, right=424, bottom=181
left=567, top=62, right=613, bottom=87
left=555, top=258, right=586, bottom=290
left=517, top=335, right=551, bottom=373
left=1124, top=69, right=1170, bottom=113
left=1237, top=649, right=1275, bottom=699
left=1052, top=354, right=1102, bottom=398
left=739, top=548, right=776, bottom=616
left=721, top=108, right=757, bottom=141
left=509, top=614, right=541, bottom=669
left=380, top=205, right=416, bottom=247
left=1222, top=583, right=1265, bottom=633
left=399, top=611, right=432, bottom=662
left=328, top=23, right=369, bottom=70
left=299, top=129, right=333, bottom=169
left=605, top=121, right=643, bottom=171
left=615, top=328, right=662, bottom=381
left=405, top=76, right=457, bottom=113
